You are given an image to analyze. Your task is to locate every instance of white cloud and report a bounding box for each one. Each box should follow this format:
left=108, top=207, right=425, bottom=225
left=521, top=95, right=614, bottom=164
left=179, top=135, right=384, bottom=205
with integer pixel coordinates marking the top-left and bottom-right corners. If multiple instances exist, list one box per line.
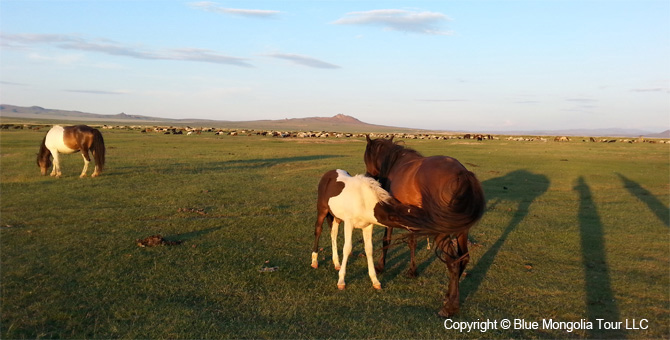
left=28, top=52, right=84, bottom=65
left=188, top=2, right=281, bottom=18
left=265, top=53, right=340, bottom=69
left=64, top=89, right=129, bottom=95
left=2, top=33, right=253, bottom=67
left=333, top=9, right=453, bottom=35
left=631, top=88, right=668, bottom=93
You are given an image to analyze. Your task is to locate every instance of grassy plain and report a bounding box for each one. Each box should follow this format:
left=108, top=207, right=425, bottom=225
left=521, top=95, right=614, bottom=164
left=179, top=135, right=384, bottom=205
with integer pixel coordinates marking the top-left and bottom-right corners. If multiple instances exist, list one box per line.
left=1, top=128, right=668, bottom=339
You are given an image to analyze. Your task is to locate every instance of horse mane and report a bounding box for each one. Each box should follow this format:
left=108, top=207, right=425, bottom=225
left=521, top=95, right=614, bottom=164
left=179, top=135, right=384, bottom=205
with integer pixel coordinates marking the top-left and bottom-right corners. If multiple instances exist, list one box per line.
left=352, top=174, right=393, bottom=203
left=366, top=138, right=423, bottom=180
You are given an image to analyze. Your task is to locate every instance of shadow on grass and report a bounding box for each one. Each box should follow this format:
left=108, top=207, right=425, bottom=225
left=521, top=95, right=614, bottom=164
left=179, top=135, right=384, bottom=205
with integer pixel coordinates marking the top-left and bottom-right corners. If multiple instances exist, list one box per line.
left=616, top=173, right=669, bottom=227
left=379, top=232, right=437, bottom=281
left=574, top=177, right=625, bottom=339
left=108, top=154, right=344, bottom=176
left=461, top=170, right=550, bottom=301
left=164, top=226, right=222, bottom=243
left=221, top=155, right=344, bottom=169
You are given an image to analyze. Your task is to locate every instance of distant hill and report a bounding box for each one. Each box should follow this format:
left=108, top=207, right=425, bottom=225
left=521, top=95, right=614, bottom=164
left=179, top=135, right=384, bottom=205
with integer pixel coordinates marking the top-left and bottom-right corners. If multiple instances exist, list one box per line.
left=0, top=104, right=160, bottom=121
left=2, top=104, right=668, bottom=137
left=0, top=104, right=417, bottom=133
left=647, top=130, right=670, bottom=138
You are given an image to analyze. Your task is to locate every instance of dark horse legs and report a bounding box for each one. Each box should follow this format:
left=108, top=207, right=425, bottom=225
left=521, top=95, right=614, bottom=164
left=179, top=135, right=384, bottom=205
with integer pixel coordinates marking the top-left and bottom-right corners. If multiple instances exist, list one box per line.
left=312, top=212, right=341, bottom=270
left=376, top=228, right=471, bottom=318
left=440, top=232, right=470, bottom=317
left=375, top=227, right=418, bottom=277
left=311, top=211, right=331, bottom=268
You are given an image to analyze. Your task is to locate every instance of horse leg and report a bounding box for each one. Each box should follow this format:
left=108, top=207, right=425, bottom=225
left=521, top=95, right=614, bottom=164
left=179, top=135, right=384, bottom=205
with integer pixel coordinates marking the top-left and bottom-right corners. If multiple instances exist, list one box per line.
left=91, top=148, right=101, bottom=177
left=330, top=216, right=341, bottom=270
left=337, top=221, right=353, bottom=290
left=375, top=226, right=393, bottom=274
left=439, top=234, right=469, bottom=317
left=51, top=152, right=61, bottom=177
left=79, top=148, right=91, bottom=178
left=311, top=210, right=328, bottom=268
left=407, top=234, right=418, bottom=277
left=457, top=232, right=470, bottom=276
left=363, top=224, right=381, bottom=289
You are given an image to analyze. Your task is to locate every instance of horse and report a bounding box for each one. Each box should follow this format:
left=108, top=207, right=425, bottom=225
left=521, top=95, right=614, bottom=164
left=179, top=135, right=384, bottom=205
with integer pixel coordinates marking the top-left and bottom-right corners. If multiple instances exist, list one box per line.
left=311, top=169, right=428, bottom=290
left=363, top=135, right=486, bottom=317
left=37, top=125, right=106, bottom=178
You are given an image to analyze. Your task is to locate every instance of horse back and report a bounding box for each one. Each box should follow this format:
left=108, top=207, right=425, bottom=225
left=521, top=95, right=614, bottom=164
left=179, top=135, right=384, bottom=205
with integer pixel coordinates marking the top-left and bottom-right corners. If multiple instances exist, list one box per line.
left=45, top=125, right=77, bottom=154
left=63, top=125, right=98, bottom=149
left=417, top=156, right=471, bottom=199
left=387, top=156, right=469, bottom=207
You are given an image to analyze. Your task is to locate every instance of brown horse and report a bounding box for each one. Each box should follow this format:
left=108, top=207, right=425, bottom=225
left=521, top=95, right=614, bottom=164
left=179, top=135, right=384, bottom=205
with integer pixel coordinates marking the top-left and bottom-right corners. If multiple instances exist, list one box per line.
left=364, top=135, right=486, bottom=317
left=37, top=125, right=105, bottom=177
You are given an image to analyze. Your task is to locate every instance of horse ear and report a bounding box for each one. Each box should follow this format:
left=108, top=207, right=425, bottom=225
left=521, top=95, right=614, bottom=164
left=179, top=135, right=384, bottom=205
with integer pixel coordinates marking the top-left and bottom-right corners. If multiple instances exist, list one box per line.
left=389, top=135, right=394, bottom=142
left=366, top=134, right=371, bottom=143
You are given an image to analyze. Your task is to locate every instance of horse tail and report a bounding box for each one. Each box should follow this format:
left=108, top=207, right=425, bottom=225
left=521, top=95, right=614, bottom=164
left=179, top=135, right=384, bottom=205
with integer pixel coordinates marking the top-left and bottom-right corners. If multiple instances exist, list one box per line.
left=91, top=128, right=105, bottom=171
left=412, top=170, right=486, bottom=237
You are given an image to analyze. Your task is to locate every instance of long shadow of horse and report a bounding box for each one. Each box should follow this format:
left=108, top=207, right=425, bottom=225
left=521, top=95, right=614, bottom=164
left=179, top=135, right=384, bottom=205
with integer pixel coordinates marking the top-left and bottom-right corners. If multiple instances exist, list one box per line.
left=617, top=173, right=669, bottom=227
left=574, top=177, right=625, bottom=338
left=218, top=155, right=344, bottom=171
left=109, top=155, right=344, bottom=176
left=375, top=170, right=550, bottom=284
left=460, top=170, right=550, bottom=302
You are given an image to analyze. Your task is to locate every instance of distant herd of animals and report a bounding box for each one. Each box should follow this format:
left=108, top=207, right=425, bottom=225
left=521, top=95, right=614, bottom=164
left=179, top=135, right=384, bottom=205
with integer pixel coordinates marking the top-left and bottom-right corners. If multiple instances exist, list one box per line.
left=19, top=123, right=663, bottom=317
left=6, top=122, right=667, bottom=143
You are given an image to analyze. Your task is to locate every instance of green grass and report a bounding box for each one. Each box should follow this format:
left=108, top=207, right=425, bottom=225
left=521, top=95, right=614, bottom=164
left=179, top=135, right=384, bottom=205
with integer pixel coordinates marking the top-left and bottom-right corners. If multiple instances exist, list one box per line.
left=1, top=129, right=668, bottom=339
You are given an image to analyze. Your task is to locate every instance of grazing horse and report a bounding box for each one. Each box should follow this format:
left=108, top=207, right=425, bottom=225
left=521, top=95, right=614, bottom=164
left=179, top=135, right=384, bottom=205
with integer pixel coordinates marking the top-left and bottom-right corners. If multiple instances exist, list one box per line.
left=364, top=135, right=486, bottom=317
left=37, top=125, right=105, bottom=178
left=311, top=169, right=427, bottom=290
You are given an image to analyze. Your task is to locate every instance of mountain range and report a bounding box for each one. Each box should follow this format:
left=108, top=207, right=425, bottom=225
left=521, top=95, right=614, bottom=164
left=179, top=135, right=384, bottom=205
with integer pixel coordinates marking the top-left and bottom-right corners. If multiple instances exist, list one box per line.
left=1, top=104, right=668, bottom=137
left=0, top=104, right=406, bottom=133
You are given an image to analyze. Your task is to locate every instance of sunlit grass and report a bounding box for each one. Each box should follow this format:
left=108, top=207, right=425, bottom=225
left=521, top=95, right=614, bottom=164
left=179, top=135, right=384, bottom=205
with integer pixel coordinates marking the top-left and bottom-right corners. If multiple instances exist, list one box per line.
left=1, top=129, right=668, bottom=338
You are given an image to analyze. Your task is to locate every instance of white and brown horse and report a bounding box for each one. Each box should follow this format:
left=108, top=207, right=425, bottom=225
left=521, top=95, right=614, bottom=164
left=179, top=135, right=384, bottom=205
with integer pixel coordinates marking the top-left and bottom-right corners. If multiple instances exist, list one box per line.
left=311, top=169, right=428, bottom=290
left=37, top=125, right=106, bottom=177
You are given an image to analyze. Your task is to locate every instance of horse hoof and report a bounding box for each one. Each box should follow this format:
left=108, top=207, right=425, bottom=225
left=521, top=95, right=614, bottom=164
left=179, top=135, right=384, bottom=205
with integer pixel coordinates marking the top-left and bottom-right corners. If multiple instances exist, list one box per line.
left=373, top=283, right=382, bottom=290
left=334, top=265, right=341, bottom=271
left=438, top=307, right=459, bottom=318
left=311, top=262, right=318, bottom=269
left=337, top=284, right=346, bottom=290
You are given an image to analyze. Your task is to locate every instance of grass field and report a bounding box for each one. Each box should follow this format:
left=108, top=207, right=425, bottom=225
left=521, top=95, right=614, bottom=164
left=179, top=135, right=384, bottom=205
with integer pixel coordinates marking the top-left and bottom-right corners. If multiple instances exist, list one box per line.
left=1, top=128, right=668, bottom=339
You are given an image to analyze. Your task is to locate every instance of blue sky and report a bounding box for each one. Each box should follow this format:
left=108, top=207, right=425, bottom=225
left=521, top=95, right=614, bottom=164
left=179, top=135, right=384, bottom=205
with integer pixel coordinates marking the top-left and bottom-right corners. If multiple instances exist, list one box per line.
left=1, top=0, right=668, bottom=132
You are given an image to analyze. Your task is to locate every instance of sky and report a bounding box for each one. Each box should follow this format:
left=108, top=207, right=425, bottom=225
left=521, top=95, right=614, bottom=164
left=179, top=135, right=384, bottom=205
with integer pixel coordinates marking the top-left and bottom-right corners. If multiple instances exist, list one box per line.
left=1, top=0, right=669, bottom=132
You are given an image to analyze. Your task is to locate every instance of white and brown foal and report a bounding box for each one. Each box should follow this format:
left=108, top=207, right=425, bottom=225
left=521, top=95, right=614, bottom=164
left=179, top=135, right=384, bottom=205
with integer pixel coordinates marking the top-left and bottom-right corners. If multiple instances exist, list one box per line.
left=311, top=169, right=423, bottom=290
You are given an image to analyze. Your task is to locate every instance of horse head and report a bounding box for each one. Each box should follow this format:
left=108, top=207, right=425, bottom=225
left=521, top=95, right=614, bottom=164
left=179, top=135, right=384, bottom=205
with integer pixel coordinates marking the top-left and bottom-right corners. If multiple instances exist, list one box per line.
left=36, top=138, right=52, bottom=176
left=364, top=134, right=394, bottom=178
